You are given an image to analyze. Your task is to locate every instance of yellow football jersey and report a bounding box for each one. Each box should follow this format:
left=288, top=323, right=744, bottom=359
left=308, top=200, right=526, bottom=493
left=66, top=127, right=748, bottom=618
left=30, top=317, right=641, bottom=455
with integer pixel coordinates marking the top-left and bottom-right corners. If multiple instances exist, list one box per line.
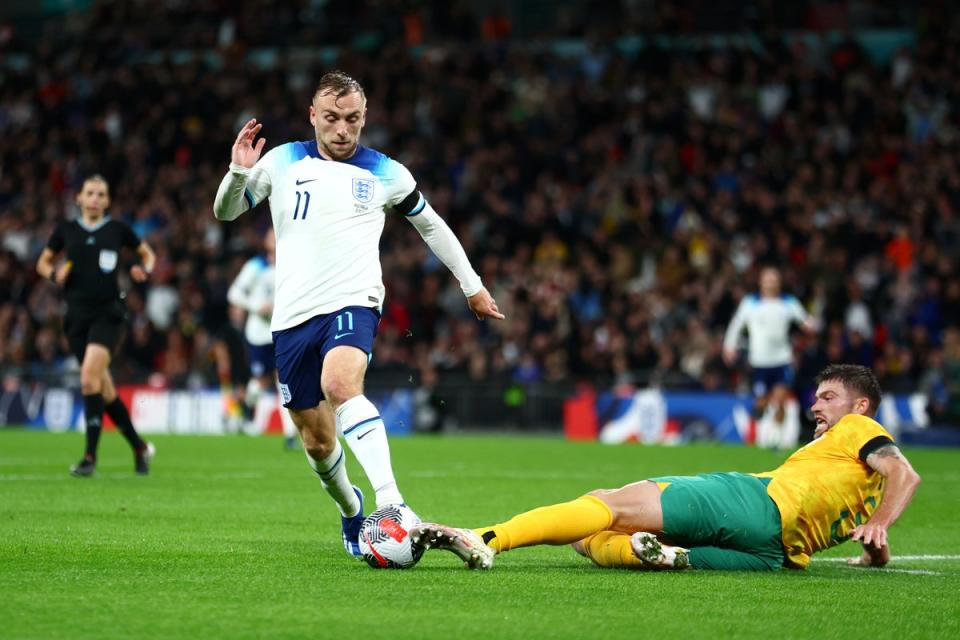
left=753, top=414, right=893, bottom=568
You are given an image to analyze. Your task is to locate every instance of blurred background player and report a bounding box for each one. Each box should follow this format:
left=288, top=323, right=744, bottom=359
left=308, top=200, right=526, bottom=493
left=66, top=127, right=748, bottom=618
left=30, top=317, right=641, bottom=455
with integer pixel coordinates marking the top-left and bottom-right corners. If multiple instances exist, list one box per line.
left=226, top=228, right=298, bottom=449
left=213, top=71, right=504, bottom=556
left=413, top=365, right=921, bottom=571
left=723, top=266, right=818, bottom=448
left=35, top=175, right=156, bottom=477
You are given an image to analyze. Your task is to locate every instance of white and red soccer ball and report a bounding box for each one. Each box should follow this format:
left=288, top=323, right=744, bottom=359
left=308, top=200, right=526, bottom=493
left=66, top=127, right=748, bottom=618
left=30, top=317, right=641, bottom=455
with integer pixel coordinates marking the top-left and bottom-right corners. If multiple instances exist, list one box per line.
left=358, top=504, right=425, bottom=569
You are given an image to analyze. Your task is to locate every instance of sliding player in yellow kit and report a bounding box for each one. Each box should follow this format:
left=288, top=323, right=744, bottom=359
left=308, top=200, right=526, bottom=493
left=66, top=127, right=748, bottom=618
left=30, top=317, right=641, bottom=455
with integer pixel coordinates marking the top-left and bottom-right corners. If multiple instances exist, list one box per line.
left=413, top=364, right=921, bottom=571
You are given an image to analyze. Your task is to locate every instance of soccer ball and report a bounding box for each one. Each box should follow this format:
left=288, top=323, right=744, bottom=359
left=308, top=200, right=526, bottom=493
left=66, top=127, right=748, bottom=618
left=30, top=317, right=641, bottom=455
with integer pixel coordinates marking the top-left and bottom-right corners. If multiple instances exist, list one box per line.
left=358, top=504, right=425, bottom=569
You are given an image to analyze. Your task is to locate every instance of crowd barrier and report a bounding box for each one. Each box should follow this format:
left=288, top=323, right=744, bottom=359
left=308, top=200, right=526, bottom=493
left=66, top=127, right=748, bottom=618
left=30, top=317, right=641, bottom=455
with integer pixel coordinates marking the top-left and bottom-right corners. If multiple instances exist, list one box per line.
left=1, top=384, right=413, bottom=436
left=563, top=386, right=932, bottom=445
left=2, top=383, right=949, bottom=446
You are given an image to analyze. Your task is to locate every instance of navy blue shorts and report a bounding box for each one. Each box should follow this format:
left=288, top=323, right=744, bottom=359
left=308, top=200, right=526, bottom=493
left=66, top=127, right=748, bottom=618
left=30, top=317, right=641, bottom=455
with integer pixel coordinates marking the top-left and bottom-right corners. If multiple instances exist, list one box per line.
left=273, top=306, right=380, bottom=410
left=246, top=342, right=276, bottom=378
left=751, top=365, right=793, bottom=397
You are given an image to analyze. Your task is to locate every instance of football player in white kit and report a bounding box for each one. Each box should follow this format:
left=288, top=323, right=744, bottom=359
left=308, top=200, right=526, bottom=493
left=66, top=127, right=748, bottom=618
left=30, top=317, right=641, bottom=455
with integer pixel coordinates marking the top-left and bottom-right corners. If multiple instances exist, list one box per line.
left=723, top=267, right=818, bottom=448
left=214, top=71, right=504, bottom=557
left=226, top=229, right=299, bottom=449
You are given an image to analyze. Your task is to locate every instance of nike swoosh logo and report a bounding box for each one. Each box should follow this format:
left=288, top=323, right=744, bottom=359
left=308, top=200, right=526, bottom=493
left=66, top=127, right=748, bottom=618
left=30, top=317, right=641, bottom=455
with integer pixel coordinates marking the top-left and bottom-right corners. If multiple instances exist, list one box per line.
left=356, top=429, right=376, bottom=440
left=334, top=332, right=354, bottom=339
left=295, top=178, right=318, bottom=185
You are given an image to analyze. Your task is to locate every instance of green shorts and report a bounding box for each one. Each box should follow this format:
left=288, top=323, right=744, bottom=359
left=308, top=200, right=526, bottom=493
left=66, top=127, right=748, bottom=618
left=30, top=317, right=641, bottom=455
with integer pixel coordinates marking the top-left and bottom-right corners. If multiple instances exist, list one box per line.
left=652, top=472, right=785, bottom=571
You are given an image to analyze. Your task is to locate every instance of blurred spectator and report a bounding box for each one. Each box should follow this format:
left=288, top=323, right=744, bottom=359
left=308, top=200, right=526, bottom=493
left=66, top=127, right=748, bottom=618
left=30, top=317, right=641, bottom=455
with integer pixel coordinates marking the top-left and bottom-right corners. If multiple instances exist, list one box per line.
left=0, top=0, right=958, bottom=413
left=939, top=327, right=960, bottom=426
left=413, top=367, right=447, bottom=433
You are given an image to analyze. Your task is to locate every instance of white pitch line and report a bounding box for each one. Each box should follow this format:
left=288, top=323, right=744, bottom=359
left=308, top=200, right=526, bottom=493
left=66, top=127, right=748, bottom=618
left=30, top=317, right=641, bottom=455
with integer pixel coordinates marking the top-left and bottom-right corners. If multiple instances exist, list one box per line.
left=865, top=568, right=943, bottom=576
left=814, top=557, right=952, bottom=576
left=409, top=470, right=599, bottom=480
left=0, top=471, right=264, bottom=481
left=815, top=555, right=960, bottom=562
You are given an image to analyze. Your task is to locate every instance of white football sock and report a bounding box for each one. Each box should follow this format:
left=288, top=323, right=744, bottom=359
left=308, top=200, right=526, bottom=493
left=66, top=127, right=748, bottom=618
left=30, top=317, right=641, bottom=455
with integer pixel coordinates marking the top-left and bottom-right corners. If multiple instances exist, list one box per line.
left=245, top=378, right=263, bottom=410
left=306, top=439, right=360, bottom=517
left=337, top=395, right=404, bottom=508
left=280, top=407, right=298, bottom=439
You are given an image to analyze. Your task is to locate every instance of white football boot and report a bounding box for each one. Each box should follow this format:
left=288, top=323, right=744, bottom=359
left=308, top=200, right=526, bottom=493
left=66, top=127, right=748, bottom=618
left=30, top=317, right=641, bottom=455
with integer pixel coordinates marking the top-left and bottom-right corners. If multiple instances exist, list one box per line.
left=630, top=532, right=692, bottom=570
left=410, top=523, right=495, bottom=570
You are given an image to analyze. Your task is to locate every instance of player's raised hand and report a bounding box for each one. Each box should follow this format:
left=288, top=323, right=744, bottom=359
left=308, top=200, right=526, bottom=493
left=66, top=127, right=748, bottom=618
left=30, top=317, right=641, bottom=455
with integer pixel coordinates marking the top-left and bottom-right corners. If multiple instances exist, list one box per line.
left=232, top=118, right=266, bottom=168
left=467, top=287, right=505, bottom=321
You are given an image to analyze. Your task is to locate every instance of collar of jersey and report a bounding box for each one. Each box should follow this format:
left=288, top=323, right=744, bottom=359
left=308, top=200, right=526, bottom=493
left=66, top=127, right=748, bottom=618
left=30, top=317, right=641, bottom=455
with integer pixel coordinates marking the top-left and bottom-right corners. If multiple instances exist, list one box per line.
left=301, top=140, right=380, bottom=173
left=76, top=215, right=111, bottom=232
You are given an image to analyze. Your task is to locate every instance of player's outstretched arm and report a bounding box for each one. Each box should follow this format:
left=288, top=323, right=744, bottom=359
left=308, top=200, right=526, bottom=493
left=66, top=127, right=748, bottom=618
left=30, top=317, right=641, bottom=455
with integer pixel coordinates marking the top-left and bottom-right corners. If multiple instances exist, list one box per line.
left=130, top=241, right=156, bottom=283
left=214, top=119, right=267, bottom=222
left=404, top=200, right=504, bottom=321
left=226, top=262, right=256, bottom=313
left=721, top=299, right=746, bottom=366
left=849, top=444, right=921, bottom=563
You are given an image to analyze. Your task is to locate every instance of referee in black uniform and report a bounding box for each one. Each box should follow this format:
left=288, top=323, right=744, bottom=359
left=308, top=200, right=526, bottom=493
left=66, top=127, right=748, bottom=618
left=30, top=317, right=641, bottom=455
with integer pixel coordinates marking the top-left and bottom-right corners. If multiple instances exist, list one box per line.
left=36, top=175, right=157, bottom=477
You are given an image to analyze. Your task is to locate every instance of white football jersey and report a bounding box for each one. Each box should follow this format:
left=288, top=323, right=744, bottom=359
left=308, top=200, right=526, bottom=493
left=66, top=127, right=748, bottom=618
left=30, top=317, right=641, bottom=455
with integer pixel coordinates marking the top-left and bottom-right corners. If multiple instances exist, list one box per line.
left=227, top=255, right=275, bottom=345
left=723, top=294, right=810, bottom=368
left=241, top=141, right=417, bottom=331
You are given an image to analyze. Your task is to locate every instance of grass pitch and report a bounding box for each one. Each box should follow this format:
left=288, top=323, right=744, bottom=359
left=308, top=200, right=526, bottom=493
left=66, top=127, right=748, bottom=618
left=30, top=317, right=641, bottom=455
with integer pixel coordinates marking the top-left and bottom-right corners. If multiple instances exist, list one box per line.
left=1, top=429, right=958, bottom=640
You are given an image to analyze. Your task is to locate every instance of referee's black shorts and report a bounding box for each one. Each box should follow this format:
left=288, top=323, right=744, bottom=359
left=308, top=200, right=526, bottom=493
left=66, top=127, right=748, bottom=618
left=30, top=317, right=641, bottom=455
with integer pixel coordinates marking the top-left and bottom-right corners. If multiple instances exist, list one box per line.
left=64, top=301, right=127, bottom=362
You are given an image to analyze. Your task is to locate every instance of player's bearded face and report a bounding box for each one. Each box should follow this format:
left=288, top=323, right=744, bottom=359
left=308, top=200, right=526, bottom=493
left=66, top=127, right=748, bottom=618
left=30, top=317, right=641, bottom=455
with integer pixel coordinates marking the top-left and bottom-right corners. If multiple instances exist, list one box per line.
left=810, top=381, right=857, bottom=438
left=310, top=90, right=366, bottom=161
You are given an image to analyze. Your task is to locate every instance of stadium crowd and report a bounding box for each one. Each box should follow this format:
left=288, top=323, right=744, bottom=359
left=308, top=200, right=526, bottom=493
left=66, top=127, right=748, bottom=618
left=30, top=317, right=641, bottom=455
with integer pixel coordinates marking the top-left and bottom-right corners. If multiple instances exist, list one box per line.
left=1, top=1, right=959, bottom=426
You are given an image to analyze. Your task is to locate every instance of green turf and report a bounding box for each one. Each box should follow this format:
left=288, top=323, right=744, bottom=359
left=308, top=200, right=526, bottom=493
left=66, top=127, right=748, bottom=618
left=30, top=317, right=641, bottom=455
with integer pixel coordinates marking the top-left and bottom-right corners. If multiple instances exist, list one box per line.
left=1, top=429, right=958, bottom=640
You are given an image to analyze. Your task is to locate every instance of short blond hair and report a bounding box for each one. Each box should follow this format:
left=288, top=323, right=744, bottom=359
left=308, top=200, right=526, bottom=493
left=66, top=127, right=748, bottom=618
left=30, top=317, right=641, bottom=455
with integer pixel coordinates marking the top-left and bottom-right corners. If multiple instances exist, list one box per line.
left=314, top=70, right=365, bottom=104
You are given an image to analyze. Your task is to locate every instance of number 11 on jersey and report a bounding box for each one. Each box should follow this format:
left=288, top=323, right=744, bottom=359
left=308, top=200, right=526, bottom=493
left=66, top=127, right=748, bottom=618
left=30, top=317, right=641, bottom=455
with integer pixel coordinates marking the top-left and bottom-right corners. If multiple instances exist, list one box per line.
left=293, top=190, right=311, bottom=220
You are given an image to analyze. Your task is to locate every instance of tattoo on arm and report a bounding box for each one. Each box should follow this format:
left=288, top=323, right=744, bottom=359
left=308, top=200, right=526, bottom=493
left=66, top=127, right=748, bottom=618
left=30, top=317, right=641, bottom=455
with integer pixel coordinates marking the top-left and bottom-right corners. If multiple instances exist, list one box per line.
left=865, top=443, right=910, bottom=475
left=871, top=444, right=901, bottom=459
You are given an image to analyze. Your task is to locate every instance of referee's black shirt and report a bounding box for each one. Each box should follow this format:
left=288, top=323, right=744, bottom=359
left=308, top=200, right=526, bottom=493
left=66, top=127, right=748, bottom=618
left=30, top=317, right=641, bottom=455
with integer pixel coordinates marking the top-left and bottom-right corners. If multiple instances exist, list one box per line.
left=46, top=218, right=141, bottom=308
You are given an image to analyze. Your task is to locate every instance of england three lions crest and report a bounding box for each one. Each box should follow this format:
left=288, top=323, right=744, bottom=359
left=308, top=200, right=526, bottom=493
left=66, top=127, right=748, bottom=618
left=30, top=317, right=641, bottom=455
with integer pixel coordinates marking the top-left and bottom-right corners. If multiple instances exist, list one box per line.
left=352, top=178, right=374, bottom=203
